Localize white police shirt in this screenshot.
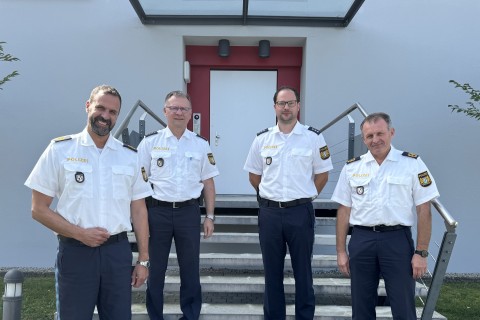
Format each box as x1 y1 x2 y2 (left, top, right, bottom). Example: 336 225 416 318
331 146 440 226
137 127 219 202
243 122 333 202
24 128 153 234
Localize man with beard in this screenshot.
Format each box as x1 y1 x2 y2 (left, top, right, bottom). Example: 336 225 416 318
244 86 333 319
25 85 152 320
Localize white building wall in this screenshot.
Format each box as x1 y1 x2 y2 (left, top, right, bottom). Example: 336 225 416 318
0 0 478 272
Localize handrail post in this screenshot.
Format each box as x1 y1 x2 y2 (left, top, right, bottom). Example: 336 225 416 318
421 231 457 319
347 114 355 160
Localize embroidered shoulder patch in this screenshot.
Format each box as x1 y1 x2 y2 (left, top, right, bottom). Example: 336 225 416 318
123 144 137 152
196 134 207 141
308 126 321 135
346 156 361 164
402 151 418 159
257 128 269 136
418 171 432 187
53 136 72 143
207 153 216 165
320 146 330 160
145 131 159 138
141 167 148 182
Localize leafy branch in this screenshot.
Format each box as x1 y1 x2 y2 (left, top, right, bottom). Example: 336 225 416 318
0 41 20 90
448 80 480 121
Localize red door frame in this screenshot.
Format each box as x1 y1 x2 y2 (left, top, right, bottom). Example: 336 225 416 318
186 45 303 141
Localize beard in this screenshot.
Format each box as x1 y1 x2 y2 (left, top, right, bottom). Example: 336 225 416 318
90 115 113 136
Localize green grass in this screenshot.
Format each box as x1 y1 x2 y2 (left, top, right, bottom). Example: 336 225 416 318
1 274 479 319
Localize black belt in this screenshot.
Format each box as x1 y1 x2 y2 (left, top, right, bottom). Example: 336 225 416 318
354 225 409 232
258 196 313 208
58 231 128 246
148 198 198 208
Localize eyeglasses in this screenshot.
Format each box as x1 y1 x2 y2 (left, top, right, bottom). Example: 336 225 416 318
275 100 297 108
165 106 192 113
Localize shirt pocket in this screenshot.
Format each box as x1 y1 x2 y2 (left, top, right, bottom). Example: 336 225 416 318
387 176 412 208
289 148 312 176
185 152 202 182
349 177 371 207
63 163 93 199
150 151 172 179
112 165 135 200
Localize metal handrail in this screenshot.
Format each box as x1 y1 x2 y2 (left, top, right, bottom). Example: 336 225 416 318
322 102 458 320
114 99 166 139
319 102 368 133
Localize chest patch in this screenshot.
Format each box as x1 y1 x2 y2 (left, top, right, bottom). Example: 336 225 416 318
75 172 85 183
356 186 364 195
157 158 164 167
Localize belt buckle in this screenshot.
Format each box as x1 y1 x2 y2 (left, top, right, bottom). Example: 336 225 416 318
372 225 380 232
173 202 178 208
278 201 285 208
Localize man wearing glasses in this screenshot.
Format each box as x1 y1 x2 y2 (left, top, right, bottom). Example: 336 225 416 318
244 86 333 319
137 90 219 320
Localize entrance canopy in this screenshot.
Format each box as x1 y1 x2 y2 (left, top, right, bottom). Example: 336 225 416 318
129 0 365 27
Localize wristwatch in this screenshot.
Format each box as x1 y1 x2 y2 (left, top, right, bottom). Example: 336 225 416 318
414 250 429 258
205 214 215 222
136 260 150 268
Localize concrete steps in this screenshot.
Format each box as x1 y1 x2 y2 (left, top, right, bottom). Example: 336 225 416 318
126 304 447 320
133 275 429 297
133 252 338 269
109 197 446 320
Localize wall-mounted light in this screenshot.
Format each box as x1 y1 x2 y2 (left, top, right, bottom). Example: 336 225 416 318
218 39 230 57
183 61 191 84
259 40 270 58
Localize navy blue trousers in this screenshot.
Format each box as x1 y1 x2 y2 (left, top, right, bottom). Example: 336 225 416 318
349 226 416 320
258 202 316 320
146 204 202 320
56 237 132 320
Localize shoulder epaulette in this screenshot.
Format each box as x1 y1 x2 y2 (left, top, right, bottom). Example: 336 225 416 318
307 126 321 135
53 136 72 143
145 131 158 138
257 128 269 136
196 134 207 141
402 151 418 159
123 144 137 153
346 156 361 164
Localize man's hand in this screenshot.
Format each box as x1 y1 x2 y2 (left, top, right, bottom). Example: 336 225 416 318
337 251 350 277
412 254 427 279
131 265 149 288
78 227 110 247
203 218 214 239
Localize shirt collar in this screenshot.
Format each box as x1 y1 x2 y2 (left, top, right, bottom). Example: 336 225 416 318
364 145 398 163
165 126 192 140
272 121 302 135
80 127 118 150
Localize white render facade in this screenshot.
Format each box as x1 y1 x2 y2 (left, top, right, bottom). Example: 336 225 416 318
0 0 478 273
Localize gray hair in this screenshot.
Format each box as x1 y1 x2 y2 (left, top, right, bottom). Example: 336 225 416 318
360 112 393 132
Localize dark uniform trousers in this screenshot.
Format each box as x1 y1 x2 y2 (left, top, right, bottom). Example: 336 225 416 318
258 202 316 320
146 204 202 320
348 226 417 320
56 234 132 320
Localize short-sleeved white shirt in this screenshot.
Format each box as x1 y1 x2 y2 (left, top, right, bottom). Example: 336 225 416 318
331 146 440 226
24 128 153 234
243 122 333 201
137 127 219 202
